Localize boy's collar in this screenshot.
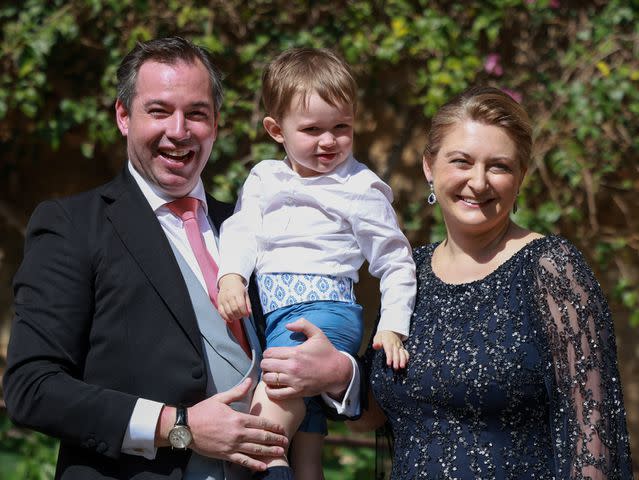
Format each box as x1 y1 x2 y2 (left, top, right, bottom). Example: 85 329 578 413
281 154 356 183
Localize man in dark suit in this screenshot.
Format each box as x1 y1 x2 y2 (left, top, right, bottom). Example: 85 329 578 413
3 37 358 480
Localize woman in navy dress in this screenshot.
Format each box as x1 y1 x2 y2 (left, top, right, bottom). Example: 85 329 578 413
360 86 633 479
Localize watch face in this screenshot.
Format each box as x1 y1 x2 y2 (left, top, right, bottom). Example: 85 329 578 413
169 425 192 449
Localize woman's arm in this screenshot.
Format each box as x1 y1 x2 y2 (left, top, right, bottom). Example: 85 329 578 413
533 238 632 479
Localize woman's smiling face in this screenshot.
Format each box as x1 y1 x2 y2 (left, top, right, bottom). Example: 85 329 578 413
423 119 526 235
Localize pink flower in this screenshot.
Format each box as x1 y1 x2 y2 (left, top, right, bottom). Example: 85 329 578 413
501 88 523 103
484 53 503 77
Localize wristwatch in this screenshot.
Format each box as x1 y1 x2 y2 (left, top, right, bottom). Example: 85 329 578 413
168 406 192 449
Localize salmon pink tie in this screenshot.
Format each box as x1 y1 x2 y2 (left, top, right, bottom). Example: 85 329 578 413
167 197 251 357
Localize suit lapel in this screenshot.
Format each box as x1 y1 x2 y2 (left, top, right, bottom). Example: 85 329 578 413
205 194 234 233
101 170 203 356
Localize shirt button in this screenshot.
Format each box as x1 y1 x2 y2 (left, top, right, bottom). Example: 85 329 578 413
192 366 203 379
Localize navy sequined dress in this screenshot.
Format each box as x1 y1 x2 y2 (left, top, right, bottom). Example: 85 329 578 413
370 236 633 479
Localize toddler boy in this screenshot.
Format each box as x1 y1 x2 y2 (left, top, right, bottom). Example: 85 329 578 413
218 47 416 480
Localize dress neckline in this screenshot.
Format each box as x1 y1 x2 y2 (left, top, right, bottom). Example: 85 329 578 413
426 236 551 288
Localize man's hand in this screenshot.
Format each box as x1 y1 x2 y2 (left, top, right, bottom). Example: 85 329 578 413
372 330 409 370
260 319 353 401
218 274 251 323
158 379 288 472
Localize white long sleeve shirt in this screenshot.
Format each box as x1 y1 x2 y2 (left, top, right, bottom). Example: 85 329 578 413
218 155 416 337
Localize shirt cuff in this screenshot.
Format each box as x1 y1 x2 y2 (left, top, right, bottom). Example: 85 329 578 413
377 311 411 339
121 398 164 459
217 271 249 288
320 352 360 417
217 266 253 286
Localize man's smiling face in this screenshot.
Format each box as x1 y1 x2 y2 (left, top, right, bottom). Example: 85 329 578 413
115 59 218 197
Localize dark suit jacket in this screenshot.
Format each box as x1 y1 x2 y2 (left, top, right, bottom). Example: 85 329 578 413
3 168 264 479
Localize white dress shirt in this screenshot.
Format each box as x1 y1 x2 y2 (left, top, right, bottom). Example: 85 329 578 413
218 155 416 337
121 162 360 459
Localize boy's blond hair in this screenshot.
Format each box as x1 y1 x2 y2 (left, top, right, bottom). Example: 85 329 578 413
262 47 357 120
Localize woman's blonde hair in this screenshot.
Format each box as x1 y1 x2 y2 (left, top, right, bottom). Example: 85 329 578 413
423 86 532 169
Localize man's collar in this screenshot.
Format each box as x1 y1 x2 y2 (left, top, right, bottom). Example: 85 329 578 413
127 162 208 214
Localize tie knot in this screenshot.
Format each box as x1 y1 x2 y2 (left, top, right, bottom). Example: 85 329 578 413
166 197 200 221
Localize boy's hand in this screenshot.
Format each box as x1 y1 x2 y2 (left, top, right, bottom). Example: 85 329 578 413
372 330 409 370
218 274 251 323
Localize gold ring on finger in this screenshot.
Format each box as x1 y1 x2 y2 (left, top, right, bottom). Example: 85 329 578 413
276 372 280 388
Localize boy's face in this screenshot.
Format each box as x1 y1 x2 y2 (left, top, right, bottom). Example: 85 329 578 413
263 92 354 177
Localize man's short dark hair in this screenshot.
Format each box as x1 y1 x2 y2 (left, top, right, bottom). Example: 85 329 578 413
116 36 223 115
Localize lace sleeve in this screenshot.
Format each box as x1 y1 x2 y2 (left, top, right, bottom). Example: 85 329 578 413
534 239 633 479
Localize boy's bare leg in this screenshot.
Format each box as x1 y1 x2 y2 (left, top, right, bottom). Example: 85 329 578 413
251 380 306 467
291 431 325 480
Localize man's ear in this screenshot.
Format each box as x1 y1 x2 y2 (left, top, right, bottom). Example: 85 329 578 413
211 111 220 141
263 116 284 143
115 99 130 136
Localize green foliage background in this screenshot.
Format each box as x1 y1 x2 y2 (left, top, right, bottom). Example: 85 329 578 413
1 0 638 478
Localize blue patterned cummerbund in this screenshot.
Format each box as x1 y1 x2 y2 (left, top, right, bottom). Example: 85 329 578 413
256 273 355 314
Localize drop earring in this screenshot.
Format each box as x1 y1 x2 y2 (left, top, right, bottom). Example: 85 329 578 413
427 181 437 205
513 194 519 214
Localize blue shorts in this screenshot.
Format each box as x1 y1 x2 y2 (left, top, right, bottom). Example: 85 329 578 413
265 301 363 434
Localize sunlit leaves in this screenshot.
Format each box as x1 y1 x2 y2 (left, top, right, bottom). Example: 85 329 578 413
0 1 637 343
